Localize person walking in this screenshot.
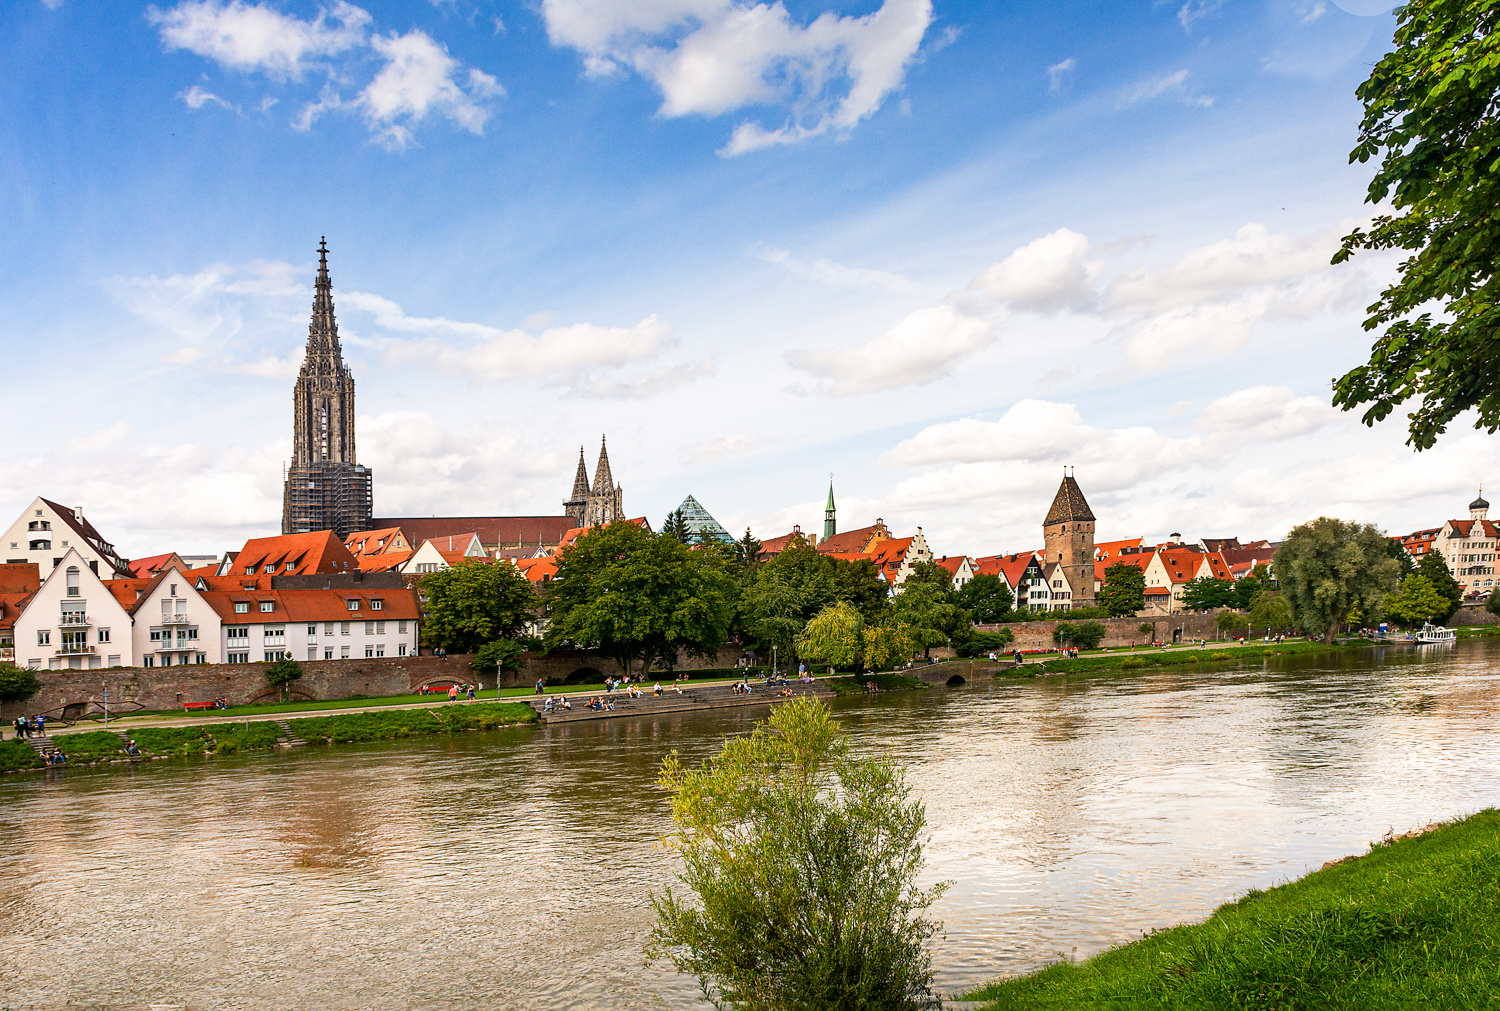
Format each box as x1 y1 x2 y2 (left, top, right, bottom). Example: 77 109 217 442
535 678 545 696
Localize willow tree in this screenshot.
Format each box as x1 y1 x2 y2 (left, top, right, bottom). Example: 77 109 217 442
1275 518 1400 642
647 698 946 1010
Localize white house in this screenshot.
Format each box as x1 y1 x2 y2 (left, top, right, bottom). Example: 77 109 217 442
197 585 421 663
401 533 487 574
127 566 223 668
14 547 134 670
1 497 131 580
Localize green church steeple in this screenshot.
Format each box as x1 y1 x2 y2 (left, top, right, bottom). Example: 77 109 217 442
823 478 837 542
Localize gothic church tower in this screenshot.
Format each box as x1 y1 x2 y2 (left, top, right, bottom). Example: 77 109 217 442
563 437 625 528
1043 469 1096 608
281 239 372 538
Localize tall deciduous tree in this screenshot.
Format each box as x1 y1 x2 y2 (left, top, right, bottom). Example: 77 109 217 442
795 601 864 669
545 521 737 678
1249 591 1294 634
1181 576 1236 611
421 559 538 654
0 662 42 703
1275 518 1401 642
890 582 964 658
1332 0 1500 448
1098 562 1147 617
1383 574 1450 626
1417 550 1465 620
648 698 946 1011
954 572 1015 624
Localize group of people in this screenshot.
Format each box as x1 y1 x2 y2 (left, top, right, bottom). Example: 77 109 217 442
11 715 45 740
416 683 476 700
540 696 573 713
40 748 66 766
211 696 229 710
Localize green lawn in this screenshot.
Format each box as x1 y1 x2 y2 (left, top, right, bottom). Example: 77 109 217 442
962 809 1500 1009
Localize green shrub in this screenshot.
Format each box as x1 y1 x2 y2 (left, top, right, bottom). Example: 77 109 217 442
1118 656 1148 669
827 672 928 696
56 730 126 763
1210 651 1234 660
0 662 42 703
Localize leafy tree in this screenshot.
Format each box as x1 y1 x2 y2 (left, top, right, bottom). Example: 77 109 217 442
1332 0 1500 448
1098 563 1147 617
1053 620 1106 649
1383 574 1450 626
738 575 806 660
1181 576 1236 611
829 557 890 626
861 624 917 671
1275 518 1400 642
1229 574 1264 609
661 508 692 543
1216 609 1245 636
648 698 947 1011
473 638 527 678
0 662 42 703
1249 592 1294 634
733 527 763 574
1488 584 1500 619
546 521 737 678
953 628 1015 657
902 560 954 594
421 559 538 654
1386 539 1417 580
890 582 965 658
795 601 864 669
954 572 1015 624
737 541 889 656
265 657 303 702
1417 550 1464 621
1138 621 1156 640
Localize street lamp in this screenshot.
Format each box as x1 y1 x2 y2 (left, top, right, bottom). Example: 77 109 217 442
102 680 109 729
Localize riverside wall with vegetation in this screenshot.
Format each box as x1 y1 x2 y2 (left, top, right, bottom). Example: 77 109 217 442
975 611 1231 651
0 701 539 773
963 809 1500 1009
1001 640 1362 678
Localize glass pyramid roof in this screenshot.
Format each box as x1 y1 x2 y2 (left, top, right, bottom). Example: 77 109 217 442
676 495 735 544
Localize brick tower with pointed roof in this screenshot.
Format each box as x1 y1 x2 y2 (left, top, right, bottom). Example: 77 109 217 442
281 239 373 539
1043 469 1096 609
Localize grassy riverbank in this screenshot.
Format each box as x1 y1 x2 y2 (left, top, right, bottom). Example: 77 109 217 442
0 702 539 772
962 809 1500 1009
1003 639 1361 677
826 671 929 696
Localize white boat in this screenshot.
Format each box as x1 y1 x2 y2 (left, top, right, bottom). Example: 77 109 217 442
1415 623 1456 645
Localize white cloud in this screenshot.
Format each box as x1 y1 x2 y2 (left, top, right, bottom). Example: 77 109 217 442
356 30 503 149
1047 56 1074 93
1195 385 1338 440
1120 68 1214 108
380 314 676 382
678 433 770 467
785 301 996 396
572 357 718 399
1178 0 1222 31
970 227 1097 312
757 245 918 292
149 0 370 79
541 0 933 155
180 84 236 110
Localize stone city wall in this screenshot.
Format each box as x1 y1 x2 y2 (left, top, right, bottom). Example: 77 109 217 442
1451 605 1497 626
975 611 1230 651
3 646 756 720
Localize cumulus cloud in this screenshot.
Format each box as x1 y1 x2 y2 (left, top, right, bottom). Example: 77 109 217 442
678 433 771 467
1194 385 1339 440
541 0 933 155
757 245 918 292
970 227 1097 312
151 0 500 148
150 0 370 79
572 357 718 399
784 301 996 396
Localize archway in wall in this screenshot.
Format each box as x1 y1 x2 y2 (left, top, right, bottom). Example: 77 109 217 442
564 667 603 685
945 674 967 686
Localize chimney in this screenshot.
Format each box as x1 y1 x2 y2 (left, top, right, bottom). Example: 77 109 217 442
73 506 84 522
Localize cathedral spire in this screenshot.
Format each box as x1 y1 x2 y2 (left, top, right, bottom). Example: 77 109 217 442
564 447 591 524
582 435 624 527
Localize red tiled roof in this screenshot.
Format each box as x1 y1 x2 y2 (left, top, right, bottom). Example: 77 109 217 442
867 536 914 578
102 578 154 610
357 550 412 573
39 497 130 576
759 528 814 557
970 553 1035 588
0 591 36 630
817 522 889 555
1448 519 1500 538
0 563 40 594
1094 537 1143 560
345 527 412 560
201 588 421 623
233 531 358 577
933 555 970 577
515 556 558 583
126 552 183 579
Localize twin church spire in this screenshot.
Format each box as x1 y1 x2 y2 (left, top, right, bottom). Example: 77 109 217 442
565 437 625 527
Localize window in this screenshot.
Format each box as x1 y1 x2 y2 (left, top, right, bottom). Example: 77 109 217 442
29 540 50 551
227 626 248 640
308 648 318 661
184 628 198 641
346 599 360 611
324 622 334 636
169 583 177 596
37 630 49 646
375 644 385 657
150 630 162 642
398 643 408 656
371 599 383 610
365 621 374 635
340 646 350 658
263 627 285 640
228 652 248 663
365 645 374 658
307 625 318 636
398 620 408 635
65 566 79 596
264 650 288 662
375 620 385 635
260 601 274 612
234 602 249 613
143 655 155 667
341 622 350 636
324 649 333 659
97 628 110 643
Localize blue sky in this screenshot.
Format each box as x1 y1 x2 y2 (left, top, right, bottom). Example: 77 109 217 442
9 0 1480 561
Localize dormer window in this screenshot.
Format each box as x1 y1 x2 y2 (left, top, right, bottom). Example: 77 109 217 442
370 599 383 610
259 601 274 612
245 567 255 575
234 602 249 613
346 599 360 611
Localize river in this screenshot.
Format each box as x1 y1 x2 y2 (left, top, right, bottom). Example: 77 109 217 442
2 640 1497 1009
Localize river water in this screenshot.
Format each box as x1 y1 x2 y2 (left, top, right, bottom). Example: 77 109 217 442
2 640 1498 1010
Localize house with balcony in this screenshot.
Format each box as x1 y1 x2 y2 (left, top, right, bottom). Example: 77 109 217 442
123 565 224 667
196 586 421 663
13 547 133 669
1 497 131 580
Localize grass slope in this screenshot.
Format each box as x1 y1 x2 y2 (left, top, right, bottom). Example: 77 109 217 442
963 810 1500 1009
826 672 929 696
288 701 538 743
1003 641 1359 677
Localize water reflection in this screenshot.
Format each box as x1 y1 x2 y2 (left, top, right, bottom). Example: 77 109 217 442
2 641 1498 1009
